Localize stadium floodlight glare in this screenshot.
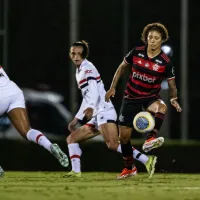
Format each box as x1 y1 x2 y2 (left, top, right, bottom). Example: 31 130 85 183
161 45 173 57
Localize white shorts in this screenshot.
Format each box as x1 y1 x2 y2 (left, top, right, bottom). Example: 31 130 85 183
0 81 25 116
85 107 117 129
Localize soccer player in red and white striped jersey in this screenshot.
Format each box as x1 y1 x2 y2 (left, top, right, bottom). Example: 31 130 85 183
105 23 182 178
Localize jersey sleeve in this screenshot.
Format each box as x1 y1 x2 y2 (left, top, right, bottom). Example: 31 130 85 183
124 48 135 65
78 67 99 110
165 61 175 80
75 98 87 120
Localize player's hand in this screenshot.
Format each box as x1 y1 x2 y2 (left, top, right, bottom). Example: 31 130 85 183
83 107 94 120
68 118 78 132
105 87 116 102
171 99 182 112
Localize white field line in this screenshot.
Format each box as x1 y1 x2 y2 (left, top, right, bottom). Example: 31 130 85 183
125 187 200 190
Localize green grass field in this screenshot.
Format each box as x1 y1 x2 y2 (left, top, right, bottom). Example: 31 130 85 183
0 172 200 200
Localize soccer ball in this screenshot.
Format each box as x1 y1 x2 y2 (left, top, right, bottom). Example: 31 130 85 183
133 111 155 133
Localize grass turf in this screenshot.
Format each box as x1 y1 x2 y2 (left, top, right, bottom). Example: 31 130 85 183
0 172 200 200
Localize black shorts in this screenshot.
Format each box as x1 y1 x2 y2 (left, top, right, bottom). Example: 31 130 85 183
118 96 161 127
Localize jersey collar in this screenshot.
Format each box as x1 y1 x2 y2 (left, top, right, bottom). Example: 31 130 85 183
79 59 88 70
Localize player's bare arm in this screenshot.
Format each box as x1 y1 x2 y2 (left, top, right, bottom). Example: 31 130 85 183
110 61 130 88
168 78 177 99
68 118 79 132
105 61 130 102
167 78 182 112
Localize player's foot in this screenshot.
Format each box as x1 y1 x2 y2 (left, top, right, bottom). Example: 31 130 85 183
63 171 82 178
145 155 157 178
0 166 4 177
142 137 164 153
117 166 137 179
50 143 69 168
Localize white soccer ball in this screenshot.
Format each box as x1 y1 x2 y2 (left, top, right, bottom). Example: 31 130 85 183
133 111 155 133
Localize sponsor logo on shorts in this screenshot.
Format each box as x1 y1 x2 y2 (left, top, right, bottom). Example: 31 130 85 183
172 66 175 75
119 114 124 122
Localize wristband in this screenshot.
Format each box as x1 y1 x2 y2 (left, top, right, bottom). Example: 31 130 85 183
170 97 178 103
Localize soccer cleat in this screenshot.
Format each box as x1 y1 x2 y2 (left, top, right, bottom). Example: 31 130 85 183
142 137 164 153
145 155 157 178
63 171 82 178
0 166 4 177
50 143 69 168
117 166 137 179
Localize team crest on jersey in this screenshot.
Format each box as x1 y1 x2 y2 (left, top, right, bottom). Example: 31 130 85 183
85 70 92 74
137 60 142 64
152 64 160 71
145 63 149 68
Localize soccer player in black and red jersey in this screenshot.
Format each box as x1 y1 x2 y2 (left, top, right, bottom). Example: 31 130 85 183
105 23 182 178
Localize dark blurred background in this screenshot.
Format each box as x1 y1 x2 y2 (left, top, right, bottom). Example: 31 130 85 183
0 0 200 172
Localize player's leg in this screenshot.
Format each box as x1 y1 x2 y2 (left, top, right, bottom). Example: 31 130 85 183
142 99 167 152
117 125 137 179
97 108 154 172
99 121 156 177
65 119 100 177
7 92 69 167
0 88 16 175
119 144 156 176
99 122 119 150
97 109 119 151
116 98 141 179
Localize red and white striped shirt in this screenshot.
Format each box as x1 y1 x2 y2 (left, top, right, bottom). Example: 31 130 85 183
75 59 114 120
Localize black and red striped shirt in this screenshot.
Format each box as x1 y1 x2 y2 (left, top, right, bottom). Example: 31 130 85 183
124 46 175 99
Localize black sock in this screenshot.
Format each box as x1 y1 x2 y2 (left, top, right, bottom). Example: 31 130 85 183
146 112 165 140
154 112 165 130
121 141 134 170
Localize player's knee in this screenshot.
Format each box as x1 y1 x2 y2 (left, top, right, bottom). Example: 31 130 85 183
66 135 72 144
106 142 118 151
66 134 75 144
158 103 167 113
119 135 129 144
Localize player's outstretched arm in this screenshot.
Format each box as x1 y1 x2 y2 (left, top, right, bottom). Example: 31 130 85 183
105 61 129 102
167 79 182 112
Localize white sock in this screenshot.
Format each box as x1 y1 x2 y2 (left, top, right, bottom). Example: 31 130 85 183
117 144 149 164
132 148 149 164
26 129 52 152
68 143 82 173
